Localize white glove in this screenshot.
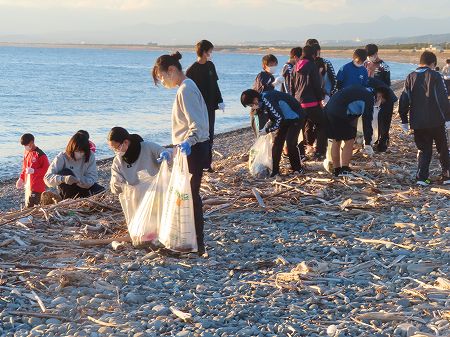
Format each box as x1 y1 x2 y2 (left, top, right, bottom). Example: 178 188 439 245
322 95 330 106
363 145 374 157
25 167 34 174
445 121 450 130
272 76 284 86
218 102 225 112
259 128 268 136
401 123 410 134
16 178 24 189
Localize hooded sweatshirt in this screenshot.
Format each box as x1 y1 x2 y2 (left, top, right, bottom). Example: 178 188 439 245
290 58 324 108
44 152 98 189
19 147 49 193
336 61 369 90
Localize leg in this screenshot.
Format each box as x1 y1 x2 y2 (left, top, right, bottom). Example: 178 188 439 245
377 101 394 151
57 168 86 199
207 108 216 169
25 192 42 208
304 118 317 147
271 123 289 175
88 183 106 196
311 106 328 156
413 128 433 181
433 125 450 177
341 139 355 167
285 120 303 172
186 141 209 253
331 140 342 169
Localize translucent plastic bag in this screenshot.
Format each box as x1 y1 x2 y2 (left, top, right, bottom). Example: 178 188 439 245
119 171 154 226
356 108 379 145
158 151 197 252
248 134 273 178
127 161 171 246
25 174 32 206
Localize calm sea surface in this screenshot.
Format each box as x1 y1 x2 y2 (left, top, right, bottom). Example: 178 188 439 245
0 46 417 181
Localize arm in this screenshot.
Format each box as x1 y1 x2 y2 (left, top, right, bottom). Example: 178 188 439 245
435 73 450 121
179 85 208 147
336 67 344 90
33 154 50 180
398 77 411 124
262 96 283 133
211 63 223 104
77 155 98 189
382 62 391 87
362 101 374 146
110 160 125 195
311 64 324 100
325 60 337 95
19 156 26 181
44 154 66 187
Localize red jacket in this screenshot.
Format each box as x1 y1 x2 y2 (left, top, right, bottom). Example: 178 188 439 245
19 147 50 193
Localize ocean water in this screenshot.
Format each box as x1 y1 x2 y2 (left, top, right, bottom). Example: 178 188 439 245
0 46 417 181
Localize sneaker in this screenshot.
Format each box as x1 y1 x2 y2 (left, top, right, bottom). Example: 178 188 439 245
313 153 325 161
374 143 388 153
416 179 431 186
339 166 353 177
441 176 450 185
293 168 305 175
300 154 308 162
333 167 341 177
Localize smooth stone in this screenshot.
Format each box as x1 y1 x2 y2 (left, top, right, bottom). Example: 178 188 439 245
125 292 142 304
46 318 61 325
50 297 67 306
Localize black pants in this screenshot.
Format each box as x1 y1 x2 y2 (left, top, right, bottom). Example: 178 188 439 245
272 120 303 175
302 106 328 155
413 126 450 180
25 192 42 208
186 141 209 251
57 168 105 200
375 101 394 150
206 107 216 169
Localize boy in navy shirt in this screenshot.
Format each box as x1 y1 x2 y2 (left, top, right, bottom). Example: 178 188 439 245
336 49 368 90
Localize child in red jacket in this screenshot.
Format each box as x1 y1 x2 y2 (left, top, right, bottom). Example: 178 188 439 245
16 133 50 208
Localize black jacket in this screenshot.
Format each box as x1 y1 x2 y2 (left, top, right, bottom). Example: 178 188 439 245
290 58 324 108
399 67 450 129
316 57 337 96
186 61 223 111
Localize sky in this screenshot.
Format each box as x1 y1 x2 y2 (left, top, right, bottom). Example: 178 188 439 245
0 0 449 43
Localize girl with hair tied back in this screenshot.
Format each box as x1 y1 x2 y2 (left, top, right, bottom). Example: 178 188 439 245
152 51 210 257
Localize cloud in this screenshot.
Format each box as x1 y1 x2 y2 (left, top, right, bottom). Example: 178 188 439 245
0 0 154 10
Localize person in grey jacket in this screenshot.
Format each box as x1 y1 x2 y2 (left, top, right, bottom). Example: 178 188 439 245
44 132 105 199
108 127 170 194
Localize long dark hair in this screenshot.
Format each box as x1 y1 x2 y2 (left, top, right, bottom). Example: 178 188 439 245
151 52 183 85
66 132 90 162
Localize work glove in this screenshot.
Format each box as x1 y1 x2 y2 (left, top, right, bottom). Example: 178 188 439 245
64 175 79 185
363 144 374 157
16 178 24 189
25 167 34 174
178 141 192 156
445 121 450 130
218 102 225 112
401 123 410 134
272 77 284 86
157 150 171 163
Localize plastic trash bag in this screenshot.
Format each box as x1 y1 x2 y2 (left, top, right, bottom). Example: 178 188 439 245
25 174 32 206
159 151 197 253
127 161 171 246
119 171 154 226
249 134 273 178
356 108 379 145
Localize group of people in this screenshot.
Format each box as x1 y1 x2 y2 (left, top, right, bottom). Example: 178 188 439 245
241 41 450 184
15 39 450 256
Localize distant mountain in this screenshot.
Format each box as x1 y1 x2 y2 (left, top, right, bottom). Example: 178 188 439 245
0 16 449 46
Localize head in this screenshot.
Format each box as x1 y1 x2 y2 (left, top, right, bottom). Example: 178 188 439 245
447 59 450 65
301 45 315 60
353 48 368 67
240 89 260 111
20 133 35 151
366 44 379 62
290 47 302 64
107 126 132 157
305 38 319 46
311 43 321 59
435 66 440 72
419 51 437 68
262 54 278 74
152 51 183 88
196 40 214 60
66 132 90 162
374 86 389 106
76 130 90 140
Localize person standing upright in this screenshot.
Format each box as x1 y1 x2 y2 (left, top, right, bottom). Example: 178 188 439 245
336 49 369 90
186 40 224 173
281 47 302 94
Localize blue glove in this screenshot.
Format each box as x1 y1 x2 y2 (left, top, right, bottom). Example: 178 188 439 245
157 150 171 163
178 141 191 156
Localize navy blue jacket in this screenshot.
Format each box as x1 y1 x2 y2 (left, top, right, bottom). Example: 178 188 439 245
258 90 306 133
290 58 324 108
336 62 368 90
325 85 375 145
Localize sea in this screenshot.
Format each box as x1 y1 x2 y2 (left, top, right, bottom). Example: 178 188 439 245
0 46 418 181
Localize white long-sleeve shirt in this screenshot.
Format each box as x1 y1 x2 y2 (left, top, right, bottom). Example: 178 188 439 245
171 78 209 146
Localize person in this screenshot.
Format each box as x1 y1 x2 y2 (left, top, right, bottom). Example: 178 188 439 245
241 89 306 177
251 54 283 136
442 59 450 94
44 132 105 199
108 127 171 194
77 130 96 153
281 47 302 94
336 49 369 90
152 51 210 256
16 133 50 208
324 85 389 177
364 44 394 152
290 45 326 160
305 39 337 101
399 51 450 186
186 40 224 172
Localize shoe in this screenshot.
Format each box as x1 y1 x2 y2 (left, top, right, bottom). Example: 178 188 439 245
313 153 325 161
374 143 388 152
333 167 341 177
300 154 308 162
293 168 305 175
416 179 431 186
339 166 353 177
204 167 215 173
441 176 450 185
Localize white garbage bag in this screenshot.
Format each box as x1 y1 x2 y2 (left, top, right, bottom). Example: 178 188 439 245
127 161 171 246
249 134 273 178
159 151 197 253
